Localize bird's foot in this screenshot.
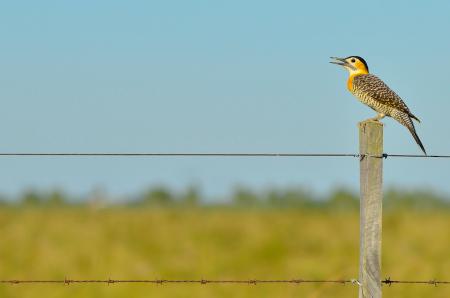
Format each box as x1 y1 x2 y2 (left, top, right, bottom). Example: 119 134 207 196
364 113 385 122
363 117 380 122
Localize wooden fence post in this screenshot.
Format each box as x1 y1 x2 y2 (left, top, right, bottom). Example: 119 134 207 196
359 120 383 298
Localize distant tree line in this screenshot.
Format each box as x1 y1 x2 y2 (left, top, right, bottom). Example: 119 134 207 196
0 185 449 210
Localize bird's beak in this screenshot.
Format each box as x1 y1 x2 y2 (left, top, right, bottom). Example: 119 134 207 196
329 57 348 67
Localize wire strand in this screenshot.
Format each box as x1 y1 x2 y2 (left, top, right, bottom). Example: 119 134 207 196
0 153 357 157
0 152 449 158
0 278 448 285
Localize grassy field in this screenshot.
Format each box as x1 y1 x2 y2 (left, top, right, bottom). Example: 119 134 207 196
0 208 449 298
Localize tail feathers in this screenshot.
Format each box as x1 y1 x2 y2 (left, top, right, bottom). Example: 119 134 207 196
395 111 426 155
408 125 427 155
409 112 421 123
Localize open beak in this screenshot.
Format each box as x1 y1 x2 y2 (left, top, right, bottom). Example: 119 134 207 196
330 57 356 70
330 57 357 70
329 57 349 67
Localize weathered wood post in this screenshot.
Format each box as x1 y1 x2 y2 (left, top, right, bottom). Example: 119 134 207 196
358 120 383 298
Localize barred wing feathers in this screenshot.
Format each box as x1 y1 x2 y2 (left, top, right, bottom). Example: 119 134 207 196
353 74 426 155
353 74 420 122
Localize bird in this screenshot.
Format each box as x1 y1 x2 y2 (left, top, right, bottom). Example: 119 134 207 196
330 56 426 155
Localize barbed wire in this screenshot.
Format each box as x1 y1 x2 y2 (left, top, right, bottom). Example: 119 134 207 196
0 152 449 158
382 278 450 286
0 278 350 285
0 278 449 286
0 152 359 157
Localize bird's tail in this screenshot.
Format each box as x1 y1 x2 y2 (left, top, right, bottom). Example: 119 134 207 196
408 124 427 155
409 112 421 123
396 112 426 155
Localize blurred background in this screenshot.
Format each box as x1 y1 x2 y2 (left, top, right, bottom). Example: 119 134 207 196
0 1 449 297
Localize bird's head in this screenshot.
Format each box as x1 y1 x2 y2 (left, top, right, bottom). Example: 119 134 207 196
330 56 369 75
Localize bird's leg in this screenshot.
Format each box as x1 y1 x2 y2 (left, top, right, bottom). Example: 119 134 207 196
366 113 385 122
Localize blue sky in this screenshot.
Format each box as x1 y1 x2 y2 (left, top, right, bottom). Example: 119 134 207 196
1 1 450 200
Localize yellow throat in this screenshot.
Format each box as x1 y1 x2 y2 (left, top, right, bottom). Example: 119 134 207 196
347 67 369 91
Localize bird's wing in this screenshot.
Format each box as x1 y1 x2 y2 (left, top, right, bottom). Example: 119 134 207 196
353 74 411 114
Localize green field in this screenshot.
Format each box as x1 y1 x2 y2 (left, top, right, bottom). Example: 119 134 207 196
0 208 449 298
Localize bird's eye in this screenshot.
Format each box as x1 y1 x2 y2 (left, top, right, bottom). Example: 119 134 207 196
351 58 356 63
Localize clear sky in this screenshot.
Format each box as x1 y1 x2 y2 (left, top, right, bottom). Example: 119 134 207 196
1 1 450 200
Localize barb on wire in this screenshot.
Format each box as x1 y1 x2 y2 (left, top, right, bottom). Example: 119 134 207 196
0 278 449 286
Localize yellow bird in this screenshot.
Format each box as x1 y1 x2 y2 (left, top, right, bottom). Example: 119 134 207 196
331 56 426 155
